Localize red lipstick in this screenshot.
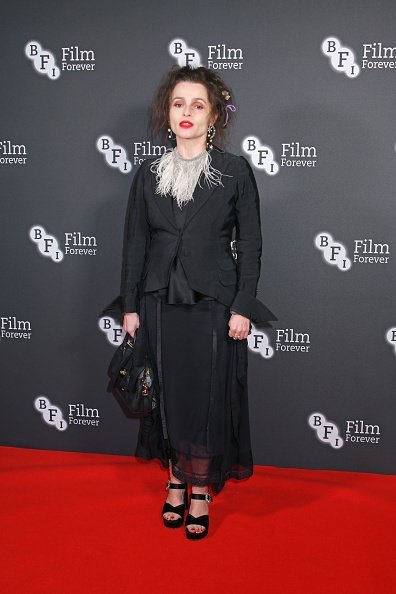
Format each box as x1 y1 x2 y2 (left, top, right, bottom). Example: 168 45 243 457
179 120 193 128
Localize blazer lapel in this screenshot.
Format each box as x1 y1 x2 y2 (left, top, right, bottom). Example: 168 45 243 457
182 182 218 230
147 171 179 231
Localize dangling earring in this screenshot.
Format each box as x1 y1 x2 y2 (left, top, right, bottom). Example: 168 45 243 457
207 124 216 150
167 127 173 139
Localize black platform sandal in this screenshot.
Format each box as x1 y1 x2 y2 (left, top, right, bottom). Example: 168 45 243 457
185 492 213 540
162 480 188 528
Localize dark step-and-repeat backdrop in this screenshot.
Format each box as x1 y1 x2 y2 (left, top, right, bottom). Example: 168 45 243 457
1 1 395 475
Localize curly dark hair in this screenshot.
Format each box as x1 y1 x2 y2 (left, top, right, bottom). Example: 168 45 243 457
150 65 236 148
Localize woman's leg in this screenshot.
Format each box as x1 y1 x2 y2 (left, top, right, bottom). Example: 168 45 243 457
186 484 210 535
163 458 210 533
162 459 186 522
170 451 212 534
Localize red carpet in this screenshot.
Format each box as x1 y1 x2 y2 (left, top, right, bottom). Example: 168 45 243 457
1 446 395 594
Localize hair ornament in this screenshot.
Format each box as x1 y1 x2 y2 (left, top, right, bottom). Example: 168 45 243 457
221 89 236 127
223 103 236 127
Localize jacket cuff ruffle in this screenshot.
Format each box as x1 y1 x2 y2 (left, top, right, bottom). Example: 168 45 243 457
99 290 140 325
230 290 278 327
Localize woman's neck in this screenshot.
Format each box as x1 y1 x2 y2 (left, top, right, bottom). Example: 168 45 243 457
175 137 207 159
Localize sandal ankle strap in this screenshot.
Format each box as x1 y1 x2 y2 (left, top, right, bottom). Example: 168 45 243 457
191 492 212 503
166 480 187 491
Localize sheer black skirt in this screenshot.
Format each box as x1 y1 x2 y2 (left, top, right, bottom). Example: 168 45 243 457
135 291 253 495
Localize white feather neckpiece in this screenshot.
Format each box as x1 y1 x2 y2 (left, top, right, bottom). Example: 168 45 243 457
150 147 228 209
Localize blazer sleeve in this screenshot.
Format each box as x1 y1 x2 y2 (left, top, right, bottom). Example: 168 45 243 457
120 159 150 315
229 156 278 326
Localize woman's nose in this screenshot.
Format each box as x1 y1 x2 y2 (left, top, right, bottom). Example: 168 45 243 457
183 106 191 116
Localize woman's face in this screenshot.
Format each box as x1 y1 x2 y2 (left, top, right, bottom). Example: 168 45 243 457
169 81 216 145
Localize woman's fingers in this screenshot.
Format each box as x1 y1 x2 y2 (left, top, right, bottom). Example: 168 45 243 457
123 313 140 337
126 324 139 337
228 315 249 340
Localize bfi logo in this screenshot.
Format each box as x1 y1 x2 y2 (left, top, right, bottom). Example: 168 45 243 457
247 325 274 359
169 38 201 67
308 412 344 449
25 40 60 79
314 232 351 271
242 136 279 175
25 40 95 79
242 137 318 174
29 225 64 262
34 396 67 431
309 412 381 448
97 135 132 174
30 226 98 261
247 326 311 358
315 232 390 270
322 37 396 75
34 397 100 430
321 36 360 78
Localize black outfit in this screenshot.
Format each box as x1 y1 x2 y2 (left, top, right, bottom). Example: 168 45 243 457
138 194 253 495
101 148 277 495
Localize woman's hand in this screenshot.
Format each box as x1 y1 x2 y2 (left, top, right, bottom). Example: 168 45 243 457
228 313 250 340
123 312 140 337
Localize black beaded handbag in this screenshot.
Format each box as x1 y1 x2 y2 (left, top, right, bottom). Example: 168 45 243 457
106 298 157 416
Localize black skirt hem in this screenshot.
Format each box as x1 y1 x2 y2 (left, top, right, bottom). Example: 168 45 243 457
134 437 253 495
171 463 254 494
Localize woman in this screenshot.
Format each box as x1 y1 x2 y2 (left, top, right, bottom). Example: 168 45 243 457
116 65 276 539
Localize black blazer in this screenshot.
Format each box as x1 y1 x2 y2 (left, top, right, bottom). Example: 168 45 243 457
103 147 277 327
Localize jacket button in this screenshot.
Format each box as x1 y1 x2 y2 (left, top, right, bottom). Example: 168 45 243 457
183 249 191 256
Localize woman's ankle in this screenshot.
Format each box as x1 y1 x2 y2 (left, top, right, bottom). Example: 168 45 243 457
191 485 210 494
168 462 184 485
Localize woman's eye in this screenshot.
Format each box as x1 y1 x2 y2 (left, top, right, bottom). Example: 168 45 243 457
172 102 204 109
